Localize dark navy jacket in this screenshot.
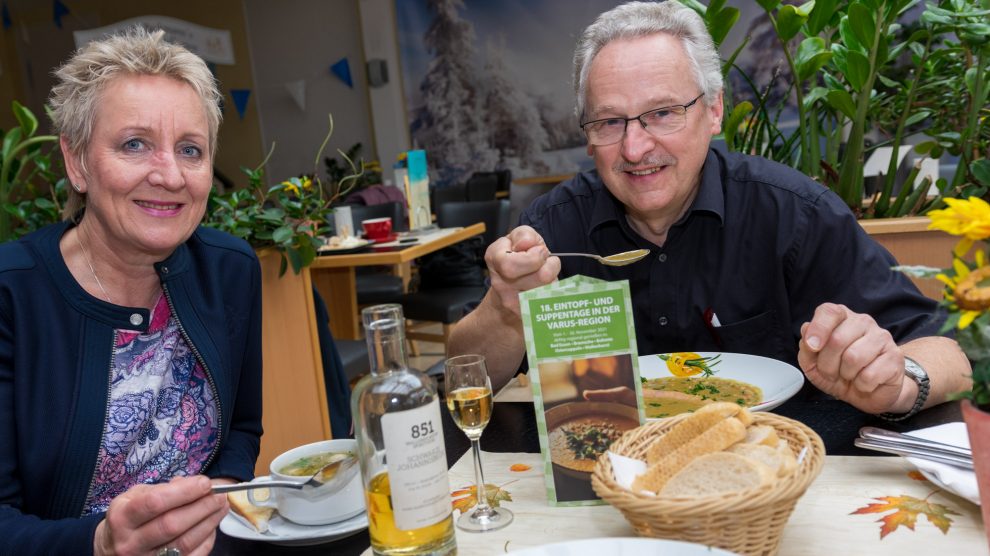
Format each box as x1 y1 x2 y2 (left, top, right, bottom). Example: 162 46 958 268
0 221 263 555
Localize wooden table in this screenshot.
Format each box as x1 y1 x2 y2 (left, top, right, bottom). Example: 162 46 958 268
311 223 486 340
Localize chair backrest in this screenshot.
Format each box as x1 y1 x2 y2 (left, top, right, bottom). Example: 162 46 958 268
494 169 512 193
437 200 508 249
465 172 498 202
430 183 467 212
346 201 407 232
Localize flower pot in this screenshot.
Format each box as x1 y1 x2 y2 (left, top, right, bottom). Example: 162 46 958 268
961 399 990 549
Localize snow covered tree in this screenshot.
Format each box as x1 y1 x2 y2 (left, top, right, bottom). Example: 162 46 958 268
417 0 497 185
483 37 549 172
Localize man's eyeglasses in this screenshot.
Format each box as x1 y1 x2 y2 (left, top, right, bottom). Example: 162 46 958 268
580 93 705 146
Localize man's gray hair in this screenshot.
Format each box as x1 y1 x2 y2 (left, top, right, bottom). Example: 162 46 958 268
573 1 723 121
49 26 222 218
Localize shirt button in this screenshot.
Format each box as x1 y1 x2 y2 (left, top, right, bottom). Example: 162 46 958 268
161 266 169 274
130 313 144 326
658 316 668 326
658 253 667 263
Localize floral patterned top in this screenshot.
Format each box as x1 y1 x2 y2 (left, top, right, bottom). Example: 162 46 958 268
83 295 219 514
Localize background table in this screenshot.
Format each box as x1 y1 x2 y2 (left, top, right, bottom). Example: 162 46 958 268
311 223 485 340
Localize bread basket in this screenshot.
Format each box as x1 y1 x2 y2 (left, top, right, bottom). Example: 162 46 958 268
591 412 825 556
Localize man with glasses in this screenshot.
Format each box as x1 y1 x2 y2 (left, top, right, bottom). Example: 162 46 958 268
449 1 970 434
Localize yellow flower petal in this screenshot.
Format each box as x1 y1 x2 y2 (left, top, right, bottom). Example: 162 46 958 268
959 310 980 329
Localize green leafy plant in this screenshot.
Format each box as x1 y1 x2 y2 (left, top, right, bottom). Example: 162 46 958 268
0 101 60 242
686 0 990 218
204 114 364 275
324 142 383 194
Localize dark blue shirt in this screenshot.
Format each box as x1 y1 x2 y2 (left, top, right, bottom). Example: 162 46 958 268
521 148 941 368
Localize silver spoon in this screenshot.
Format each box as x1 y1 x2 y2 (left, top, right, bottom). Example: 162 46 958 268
506 248 651 267
212 453 359 494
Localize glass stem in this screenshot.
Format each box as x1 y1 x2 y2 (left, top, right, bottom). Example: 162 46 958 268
470 437 492 515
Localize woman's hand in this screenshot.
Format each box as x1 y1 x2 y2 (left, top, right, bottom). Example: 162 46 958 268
93 475 229 556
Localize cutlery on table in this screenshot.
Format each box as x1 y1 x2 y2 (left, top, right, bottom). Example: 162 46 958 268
855 427 973 470
212 454 358 494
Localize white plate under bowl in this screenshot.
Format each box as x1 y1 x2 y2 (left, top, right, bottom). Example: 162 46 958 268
638 352 804 418
219 475 368 547
509 537 740 555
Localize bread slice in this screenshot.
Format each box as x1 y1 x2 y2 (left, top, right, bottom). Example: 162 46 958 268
633 416 747 493
743 425 779 448
658 451 775 498
727 443 796 477
645 402 751 464
227 490 275 533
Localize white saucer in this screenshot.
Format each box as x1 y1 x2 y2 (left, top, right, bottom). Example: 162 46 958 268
220 505 368 546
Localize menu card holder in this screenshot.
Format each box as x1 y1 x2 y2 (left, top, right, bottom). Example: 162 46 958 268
519 275 643 506
405 150 433 230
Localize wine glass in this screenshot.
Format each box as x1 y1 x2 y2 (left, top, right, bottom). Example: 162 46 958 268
444 354 513 532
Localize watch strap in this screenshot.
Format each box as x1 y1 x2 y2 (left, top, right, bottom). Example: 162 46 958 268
878 356 930 422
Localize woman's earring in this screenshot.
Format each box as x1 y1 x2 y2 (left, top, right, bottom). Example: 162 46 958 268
71 183 82 193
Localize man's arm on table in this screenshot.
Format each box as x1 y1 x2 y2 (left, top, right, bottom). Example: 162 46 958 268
447 226 561 391
799 303 971 415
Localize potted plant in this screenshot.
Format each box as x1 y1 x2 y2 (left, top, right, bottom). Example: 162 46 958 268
203 114 365 275
909 197 990 549
0 101 61 243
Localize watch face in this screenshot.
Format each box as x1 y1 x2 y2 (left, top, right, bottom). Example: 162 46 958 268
904 358 929 381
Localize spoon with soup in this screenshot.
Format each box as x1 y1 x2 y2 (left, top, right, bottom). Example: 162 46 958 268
212 452 358 494
505 248 650 267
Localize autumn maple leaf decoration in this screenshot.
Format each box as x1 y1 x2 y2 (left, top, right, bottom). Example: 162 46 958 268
851 494 960 538
451 483 514 514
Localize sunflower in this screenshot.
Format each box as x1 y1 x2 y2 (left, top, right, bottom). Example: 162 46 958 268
937 249 989 328
928 197 990 255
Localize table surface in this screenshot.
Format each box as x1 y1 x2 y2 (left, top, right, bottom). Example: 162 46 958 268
311 223 485 268
212 395 976 555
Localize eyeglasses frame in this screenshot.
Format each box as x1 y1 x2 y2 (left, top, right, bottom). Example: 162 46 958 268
579 93 706 146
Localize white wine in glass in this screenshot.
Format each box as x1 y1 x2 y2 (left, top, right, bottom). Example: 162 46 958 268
444 354 513 532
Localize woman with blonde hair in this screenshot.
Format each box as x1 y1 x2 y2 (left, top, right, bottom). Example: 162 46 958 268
0 27 262 555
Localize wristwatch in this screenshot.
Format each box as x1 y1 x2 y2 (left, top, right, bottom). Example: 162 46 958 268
879 356 930 422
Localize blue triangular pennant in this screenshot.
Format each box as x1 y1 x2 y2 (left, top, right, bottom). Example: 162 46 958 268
53 0 69 29
230 89 251 121
330 58 353 89
2 2 11 30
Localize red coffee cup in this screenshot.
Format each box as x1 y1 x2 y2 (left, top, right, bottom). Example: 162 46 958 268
361 217 392 240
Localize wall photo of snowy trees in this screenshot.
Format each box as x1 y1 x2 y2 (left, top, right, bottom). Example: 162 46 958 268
396 0 615 187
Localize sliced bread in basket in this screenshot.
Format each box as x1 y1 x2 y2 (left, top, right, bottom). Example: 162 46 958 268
658 451 776 497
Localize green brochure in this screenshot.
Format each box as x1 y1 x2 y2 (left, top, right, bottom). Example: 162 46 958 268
519 275 644 506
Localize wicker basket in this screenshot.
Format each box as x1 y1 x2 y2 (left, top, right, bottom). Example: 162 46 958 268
591 412 825 556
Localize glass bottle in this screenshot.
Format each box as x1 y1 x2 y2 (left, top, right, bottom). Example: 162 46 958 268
351 304 456 556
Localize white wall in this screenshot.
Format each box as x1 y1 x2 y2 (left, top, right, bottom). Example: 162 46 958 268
243 0 375 188
358 0 411 172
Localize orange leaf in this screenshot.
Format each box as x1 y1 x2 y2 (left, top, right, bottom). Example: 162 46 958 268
510 463 531 472
907 470 927 482
450 483 513 514
851 495 960 539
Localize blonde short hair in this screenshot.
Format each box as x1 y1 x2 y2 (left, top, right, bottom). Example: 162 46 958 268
49 26 222 218
573 1 723 121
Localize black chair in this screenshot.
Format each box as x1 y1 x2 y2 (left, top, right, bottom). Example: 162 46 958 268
400 200 509 353
335 202 408 305
465 172 499 201
437 200 510 258
494 169 512 195
430 183 468 217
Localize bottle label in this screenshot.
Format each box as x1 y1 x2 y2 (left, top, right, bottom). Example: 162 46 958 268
381 399 451 530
